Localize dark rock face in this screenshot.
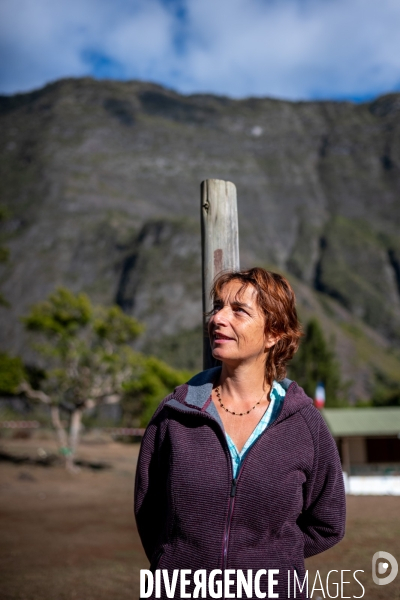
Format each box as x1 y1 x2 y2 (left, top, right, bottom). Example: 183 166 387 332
0 78 400 400
116 218 201 338
314 217 400 341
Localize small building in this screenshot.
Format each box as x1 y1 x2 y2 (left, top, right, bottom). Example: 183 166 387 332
322 407 400 495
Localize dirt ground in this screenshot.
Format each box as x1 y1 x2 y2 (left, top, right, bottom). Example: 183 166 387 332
0 433 399 600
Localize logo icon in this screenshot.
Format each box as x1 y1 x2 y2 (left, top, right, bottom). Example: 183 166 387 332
372 551 398 586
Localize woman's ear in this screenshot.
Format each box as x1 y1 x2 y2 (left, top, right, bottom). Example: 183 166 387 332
264 332 281 350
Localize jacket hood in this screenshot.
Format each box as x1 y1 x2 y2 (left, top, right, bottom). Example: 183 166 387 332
167 366 313 431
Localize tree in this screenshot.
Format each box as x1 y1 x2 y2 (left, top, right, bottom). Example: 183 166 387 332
288 318 342 407
121 356 191 427
21 287 144 471
0 352 26 394
372 370 400 407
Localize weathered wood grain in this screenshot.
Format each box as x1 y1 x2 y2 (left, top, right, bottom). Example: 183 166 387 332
201 179 240 370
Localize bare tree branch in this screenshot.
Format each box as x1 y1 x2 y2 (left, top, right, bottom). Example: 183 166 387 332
18 381 51 404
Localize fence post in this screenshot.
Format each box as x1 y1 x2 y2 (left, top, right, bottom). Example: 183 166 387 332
201 179 240 370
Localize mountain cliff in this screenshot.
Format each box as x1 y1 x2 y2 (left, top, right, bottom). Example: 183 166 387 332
1 78 400 402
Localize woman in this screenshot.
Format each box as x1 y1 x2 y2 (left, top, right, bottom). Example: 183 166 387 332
135 268 345 599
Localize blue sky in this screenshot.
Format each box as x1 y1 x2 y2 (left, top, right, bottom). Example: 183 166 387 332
1 0 400 100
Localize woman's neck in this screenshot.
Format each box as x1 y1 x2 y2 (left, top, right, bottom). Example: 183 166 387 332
218 360 270 405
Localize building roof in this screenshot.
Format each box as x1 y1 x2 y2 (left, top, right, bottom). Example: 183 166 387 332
322 407 400 437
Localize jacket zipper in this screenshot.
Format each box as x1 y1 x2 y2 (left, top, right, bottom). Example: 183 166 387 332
222 478 237 570
219 394 287 571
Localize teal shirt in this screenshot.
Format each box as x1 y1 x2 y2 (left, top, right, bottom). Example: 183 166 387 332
225 380 286 478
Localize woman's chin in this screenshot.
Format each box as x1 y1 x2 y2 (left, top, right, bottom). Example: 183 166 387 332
211 347 234 362
211 347 224 360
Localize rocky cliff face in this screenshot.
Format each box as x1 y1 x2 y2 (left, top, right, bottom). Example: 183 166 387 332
1 78 400 400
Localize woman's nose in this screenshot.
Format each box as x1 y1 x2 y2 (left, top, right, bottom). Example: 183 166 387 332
212 306 229 324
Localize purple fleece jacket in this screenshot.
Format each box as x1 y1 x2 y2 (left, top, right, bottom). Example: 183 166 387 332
134 367 346 599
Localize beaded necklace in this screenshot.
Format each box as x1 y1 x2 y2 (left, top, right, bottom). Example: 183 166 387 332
214 385 267 416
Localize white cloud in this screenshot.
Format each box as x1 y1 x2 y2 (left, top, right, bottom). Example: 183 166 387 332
0 0 400 99
178 0 400 98
102 2 175 79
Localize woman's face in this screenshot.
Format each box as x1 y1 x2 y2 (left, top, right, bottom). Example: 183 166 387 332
208 280 277 366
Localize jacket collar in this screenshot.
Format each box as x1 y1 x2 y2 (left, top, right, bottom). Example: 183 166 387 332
166 367 312 429
165 367 223 427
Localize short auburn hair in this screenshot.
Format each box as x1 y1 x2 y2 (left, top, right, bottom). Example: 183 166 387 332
210 267 303 384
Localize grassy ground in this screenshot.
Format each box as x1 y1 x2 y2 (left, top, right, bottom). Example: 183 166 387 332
0 433 399 600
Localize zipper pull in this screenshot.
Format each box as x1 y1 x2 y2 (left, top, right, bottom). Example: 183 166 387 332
230 478 237 497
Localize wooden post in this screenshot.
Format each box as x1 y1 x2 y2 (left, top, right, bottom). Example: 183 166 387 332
201 179 240 370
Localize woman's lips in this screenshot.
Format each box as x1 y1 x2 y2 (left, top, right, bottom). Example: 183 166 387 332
213 333 234 343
